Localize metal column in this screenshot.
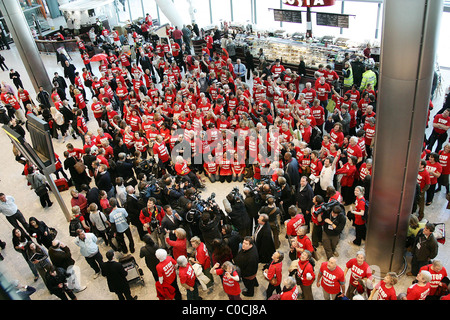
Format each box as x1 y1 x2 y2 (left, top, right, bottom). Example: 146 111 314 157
0 0 52 94
365 0 443 276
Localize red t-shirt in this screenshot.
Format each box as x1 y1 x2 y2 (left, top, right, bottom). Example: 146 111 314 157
266 261 283 287
438 150 450 175
417 169 431 192
419 265 448 296
156 256 177 284
319 262 345 295
286 214 305 237
216 269 241 296
178 264 196 288
280 286 298 300
374 280 397 300
426 161 442 185
433 114 450 134
345 258 372 285
297 259 315 286
406 283 431 300
195 242 211 271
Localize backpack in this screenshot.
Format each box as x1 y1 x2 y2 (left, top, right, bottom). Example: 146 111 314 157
362 199 369 222
69 217 83 237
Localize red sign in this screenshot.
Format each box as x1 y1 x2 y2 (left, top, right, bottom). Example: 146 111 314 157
282 0 336 7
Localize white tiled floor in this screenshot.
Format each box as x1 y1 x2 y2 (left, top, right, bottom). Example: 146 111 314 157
0 40 449 301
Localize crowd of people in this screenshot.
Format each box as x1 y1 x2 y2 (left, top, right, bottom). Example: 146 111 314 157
0 11 449 301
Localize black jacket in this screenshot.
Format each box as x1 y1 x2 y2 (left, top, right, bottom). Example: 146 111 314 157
412 229 439 262
254 223 275 264
322 211 346 237
102 260 130 293
228 200 251 232
296 184 314 214
233 245 259 278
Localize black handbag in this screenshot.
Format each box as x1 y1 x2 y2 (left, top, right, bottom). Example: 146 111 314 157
32 175 48 197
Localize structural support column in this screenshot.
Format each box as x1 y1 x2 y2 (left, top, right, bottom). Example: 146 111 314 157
0 0 52 94
365 0 443 276
154 0 189 29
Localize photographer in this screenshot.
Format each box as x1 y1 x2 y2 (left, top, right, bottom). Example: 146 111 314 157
258 196 281 249
124 185 147 241
139 197 166 249
115 152 137 187
224 189 251 239
243 187 261 228
321 204 346 260
162 175 185 208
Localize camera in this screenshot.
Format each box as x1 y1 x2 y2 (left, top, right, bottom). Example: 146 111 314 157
313 199 343 215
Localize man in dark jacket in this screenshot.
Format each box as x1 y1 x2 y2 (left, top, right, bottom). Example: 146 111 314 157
124 185 146 241
254 214 275 264
63 60 77 85
296 176 314 230
225 193 251 238
199 211 222 255
243 187 261 228
36 86 51 109
284 151 300 189
321 205 346 260
408 223 439 276
116 153 136 186
102 249 137 300
233 236 259 297
139 234 160 282
45 265 77 300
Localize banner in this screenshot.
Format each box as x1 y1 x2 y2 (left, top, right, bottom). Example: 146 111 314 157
282 0 336 7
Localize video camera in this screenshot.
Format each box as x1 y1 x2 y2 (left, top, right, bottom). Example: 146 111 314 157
313 199 344 216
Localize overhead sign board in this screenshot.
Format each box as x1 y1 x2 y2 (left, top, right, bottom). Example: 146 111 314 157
282 0 336 7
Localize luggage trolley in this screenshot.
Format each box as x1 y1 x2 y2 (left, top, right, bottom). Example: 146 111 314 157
119 254 145 286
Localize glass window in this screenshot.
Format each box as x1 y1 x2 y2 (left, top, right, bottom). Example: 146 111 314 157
190 0 211 28
437 11 450 67
211 0 232 25
232 0 252 25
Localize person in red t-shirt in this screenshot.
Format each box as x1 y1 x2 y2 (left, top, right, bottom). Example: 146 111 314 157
425 152 442 205
177 255 200 300
419 260 448 298
285 205 305 238
336 155 358 205
189 237 214 287
369 272 398 300
437 143 450 193
344 251 373 299
317 257 346 300
296 250 316 300
427 108 450 152
405 270 432 300
165 228 187 261
279 277 299 300
211 261 241 300
263 251 283 299
417 160 431 221
155 248 181 300
350 186 367 246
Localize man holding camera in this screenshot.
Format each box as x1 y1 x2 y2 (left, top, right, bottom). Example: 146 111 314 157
258 196 281 249
139 197 166 249
321 204 347 260
224 190 252 239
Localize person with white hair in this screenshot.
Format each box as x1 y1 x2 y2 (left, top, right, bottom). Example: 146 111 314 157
177 255 200 300
155 248 181 300
419 259 448 298
343 250 373 300
404 270 432 300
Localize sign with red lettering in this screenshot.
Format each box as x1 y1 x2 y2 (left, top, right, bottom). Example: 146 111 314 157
282 0 336 7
